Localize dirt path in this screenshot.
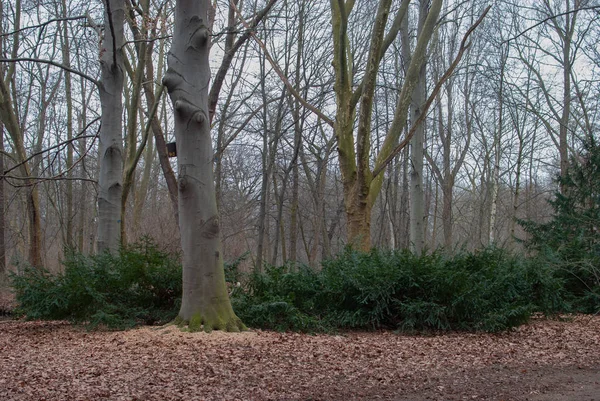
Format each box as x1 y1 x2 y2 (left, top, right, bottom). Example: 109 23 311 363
0 317 598 400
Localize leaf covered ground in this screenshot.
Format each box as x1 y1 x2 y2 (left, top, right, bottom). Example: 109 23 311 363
0 316 598 400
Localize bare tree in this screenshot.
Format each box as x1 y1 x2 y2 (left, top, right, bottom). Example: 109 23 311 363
163 0 244 331
96 0 125 253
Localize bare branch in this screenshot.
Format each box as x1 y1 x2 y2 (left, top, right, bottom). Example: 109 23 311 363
0 58 99 86
503 5 600 43
208 0 278 123
3 117 100 176
4 126 99 188
0 15 89 38
372 5 491 178
229 0 335 127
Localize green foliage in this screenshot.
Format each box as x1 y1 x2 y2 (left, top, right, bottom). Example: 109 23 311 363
231 264 326 332
520 139 600 313
11 238 182 329
231 247 565 333
9 236 579 334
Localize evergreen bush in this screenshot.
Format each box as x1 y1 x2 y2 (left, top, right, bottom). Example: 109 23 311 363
231 247 566 333
520 139 600 313
10 240 575 333
11 238 182 329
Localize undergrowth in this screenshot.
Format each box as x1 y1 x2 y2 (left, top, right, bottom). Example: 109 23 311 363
231 247 567 333
10 240 591 333
11 238 182 329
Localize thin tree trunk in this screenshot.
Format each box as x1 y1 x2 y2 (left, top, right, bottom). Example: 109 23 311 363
256 48 270 270
0 3 6 272
120 0 152 245
404 1 427 255
442 178 453 250
489 46 507 245
289 0 305 264
60 0 74 248
559 16 571 190
0 124 5 273
77 121 87 252
133 107 155 231
0 0 42 267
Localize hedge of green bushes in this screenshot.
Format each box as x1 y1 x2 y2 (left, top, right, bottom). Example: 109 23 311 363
232 247 568 333
11 239 182 329
11 239 593 333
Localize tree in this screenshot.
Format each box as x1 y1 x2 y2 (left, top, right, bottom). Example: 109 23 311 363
520 138 600 311
0 0 43 266
163 0 244 331
96 0 125 253
331 0 442 250
514 0 594 191
403 0 428 254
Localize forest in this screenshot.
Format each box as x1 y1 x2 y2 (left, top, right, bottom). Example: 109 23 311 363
1 0 600 399
0 0 595 267
0 0 599 321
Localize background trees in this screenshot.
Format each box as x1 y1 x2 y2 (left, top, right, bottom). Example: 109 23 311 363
0 0 598 271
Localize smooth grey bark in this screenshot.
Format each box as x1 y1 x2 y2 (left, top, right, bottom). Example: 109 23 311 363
97 0 125 253
163 0 244 331
402 1 427 255
60 0 74 248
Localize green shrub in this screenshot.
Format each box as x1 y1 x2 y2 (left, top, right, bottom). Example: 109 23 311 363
10 237 572 334
11 238 182 329
231 264 326 332
231 247 566 333
520 139 600 313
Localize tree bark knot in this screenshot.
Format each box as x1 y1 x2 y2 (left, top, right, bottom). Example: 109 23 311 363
175 99 206 124
201 215 220 238
189 16 209 49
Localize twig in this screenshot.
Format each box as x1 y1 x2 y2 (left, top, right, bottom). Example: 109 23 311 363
229 0 335 127
503 6 600 43
372 5 491 178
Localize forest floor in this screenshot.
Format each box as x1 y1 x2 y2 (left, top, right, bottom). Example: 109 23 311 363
0 291 598 401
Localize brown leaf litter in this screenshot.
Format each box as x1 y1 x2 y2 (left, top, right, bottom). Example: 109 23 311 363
0 316 598 400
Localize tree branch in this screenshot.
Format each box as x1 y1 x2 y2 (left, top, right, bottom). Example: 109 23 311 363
0 15 89 38
503 5 600 43
230 0 334 127
372 5 491 179
3 117 100 176
0 58 99 86
208 0 278 123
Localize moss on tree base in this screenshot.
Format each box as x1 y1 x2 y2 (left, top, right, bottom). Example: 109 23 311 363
173 311 247 333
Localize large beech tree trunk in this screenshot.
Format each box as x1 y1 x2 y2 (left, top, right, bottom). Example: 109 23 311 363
164 0 244 332
97 0 125 253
